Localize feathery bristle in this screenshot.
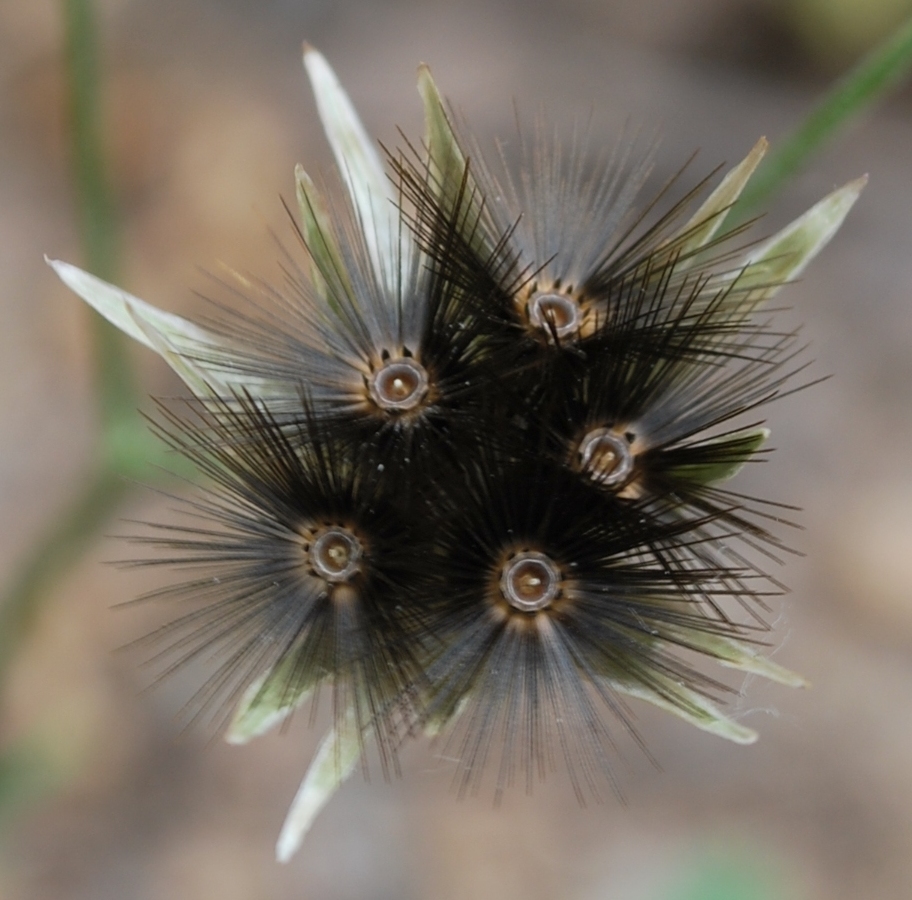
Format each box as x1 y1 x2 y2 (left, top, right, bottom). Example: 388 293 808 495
122 394 435 765
390 127 761 366
416 439 764 801
386 109 818 563
177 187 522 483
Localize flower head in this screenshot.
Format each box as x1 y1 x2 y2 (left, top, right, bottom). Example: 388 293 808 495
48 47 863 862
417 438 766 803
129 394 432 764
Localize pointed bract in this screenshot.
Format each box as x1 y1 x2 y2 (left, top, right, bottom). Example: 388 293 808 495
276 705 362 863
667 629 808 688
49 257 209 360
614 677 758 744
734 176 868 301
664 427 771 486
226 667 317 745
418 64 467 194
303 46 411 293
675 137 768 261
294 164 351 300
47 257 279 399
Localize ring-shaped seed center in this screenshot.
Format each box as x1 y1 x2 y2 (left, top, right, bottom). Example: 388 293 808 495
500 551 561 612
310 527 362 583
578 428 634 487
368 358 429 411
528 292 581 339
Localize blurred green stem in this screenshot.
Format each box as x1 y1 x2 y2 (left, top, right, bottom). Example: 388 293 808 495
0 0 141 683
0 473 127 681
736 12 912 215
63 0 139 424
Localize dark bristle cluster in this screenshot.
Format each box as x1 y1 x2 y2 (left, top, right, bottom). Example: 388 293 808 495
419 447 747 800
129 90 818 805
125 395 436 767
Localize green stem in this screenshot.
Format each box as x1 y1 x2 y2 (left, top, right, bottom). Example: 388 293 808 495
62 0 139 427
737 13 912 214
0 472 127 684
0 738 58 827
0 0 145 686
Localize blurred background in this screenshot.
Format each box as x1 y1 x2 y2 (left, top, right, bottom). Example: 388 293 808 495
2 0 912 897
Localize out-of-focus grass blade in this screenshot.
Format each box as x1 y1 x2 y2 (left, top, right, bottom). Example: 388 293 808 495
659 856 777 900
736 13 912 215
0 740 60 826
0 472 127 683
63 0 140 429
0 0 150 686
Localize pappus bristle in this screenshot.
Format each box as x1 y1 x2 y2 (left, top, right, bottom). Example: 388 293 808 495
180 183 514 483
415 439 767 802
538 297 811 551
122 393 435 766
389 114 809 577
390 121 762 382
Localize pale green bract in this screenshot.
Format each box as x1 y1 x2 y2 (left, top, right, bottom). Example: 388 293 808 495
666 427 771 486
276 703 362 864
48 46 862 862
